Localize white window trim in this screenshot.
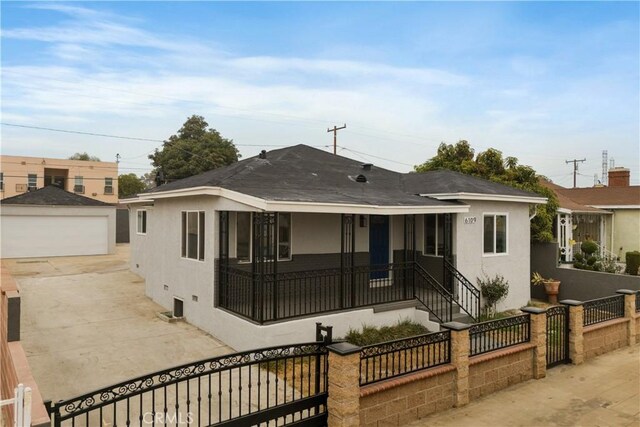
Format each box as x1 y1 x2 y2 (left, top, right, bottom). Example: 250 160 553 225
482 212 509 257
136 209 147 235
235 212 293 263
182 210 205 262
423 214 444 257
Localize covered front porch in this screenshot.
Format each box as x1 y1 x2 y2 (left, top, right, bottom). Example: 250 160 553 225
216 211 479 324
556 211 614 262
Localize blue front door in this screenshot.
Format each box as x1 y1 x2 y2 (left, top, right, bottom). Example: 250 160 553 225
369 215 390 279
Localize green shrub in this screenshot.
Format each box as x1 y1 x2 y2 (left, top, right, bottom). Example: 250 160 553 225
587 256 597 266
581 240 598 256
477 274 509 316
574 253 585 262
626 251 640 275
343 319 429 346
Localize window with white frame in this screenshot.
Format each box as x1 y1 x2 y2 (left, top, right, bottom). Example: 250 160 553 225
182 211 205 261
0 172 4 191
28 174 37 190
235 212 292 261
137 210 147 234
424 214 445 256
74 176 84 193
104 177 114 194
483 214 507 255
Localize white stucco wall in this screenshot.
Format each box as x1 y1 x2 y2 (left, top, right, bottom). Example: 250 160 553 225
1 205 115 258
453 200 532 312
127 198 439 350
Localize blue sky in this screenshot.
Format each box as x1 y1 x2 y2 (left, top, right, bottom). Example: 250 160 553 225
2 1 639 186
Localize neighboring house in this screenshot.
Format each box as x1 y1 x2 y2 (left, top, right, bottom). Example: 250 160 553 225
0 155 118 204
540 178 612 262
542 167 640 261
123 145 546 350
0 185 116 258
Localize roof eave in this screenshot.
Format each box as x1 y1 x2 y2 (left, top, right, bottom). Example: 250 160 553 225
420 192 548 204
124 186 470 214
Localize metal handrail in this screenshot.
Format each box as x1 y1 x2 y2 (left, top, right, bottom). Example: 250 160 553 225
444 259 480 320
413 263 454 323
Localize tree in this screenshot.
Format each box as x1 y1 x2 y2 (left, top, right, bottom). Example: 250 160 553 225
69 152 101 161
415 140 559 242
149 115 239 181
119 173 146 198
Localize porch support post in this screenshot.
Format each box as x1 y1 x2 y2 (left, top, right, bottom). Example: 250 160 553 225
443 213 453 293
272 213 279 321
252 213 260 322
350 214 356 308
217 211 229 308
340 214 345 310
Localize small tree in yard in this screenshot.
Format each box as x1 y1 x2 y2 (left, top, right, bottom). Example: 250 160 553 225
118 173 146 198
477 274 509 318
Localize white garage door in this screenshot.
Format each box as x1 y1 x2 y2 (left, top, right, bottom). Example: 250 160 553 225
1 215 109 258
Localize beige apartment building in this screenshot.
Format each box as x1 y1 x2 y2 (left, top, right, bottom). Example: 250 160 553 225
0 155 118 203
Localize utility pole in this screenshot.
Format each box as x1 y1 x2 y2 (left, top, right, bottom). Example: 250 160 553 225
566 158 586 188
116 153 121 164
327 124 346 155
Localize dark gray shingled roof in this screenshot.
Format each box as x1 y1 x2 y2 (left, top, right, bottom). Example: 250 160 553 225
146 145 540 204
402 169 540 198
147 144 459 207
1 185 114 206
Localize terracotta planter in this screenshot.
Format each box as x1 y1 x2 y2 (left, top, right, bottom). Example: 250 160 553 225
543 280 561 304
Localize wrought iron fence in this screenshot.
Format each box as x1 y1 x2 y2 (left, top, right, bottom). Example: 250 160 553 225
469 314 531 356
359 331 451 386
49 342 329 427
583 294 625 326
219 263 415 323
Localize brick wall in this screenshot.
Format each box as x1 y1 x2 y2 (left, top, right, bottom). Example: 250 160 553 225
359 365 455 427
583 318 629 360
469 344 535 401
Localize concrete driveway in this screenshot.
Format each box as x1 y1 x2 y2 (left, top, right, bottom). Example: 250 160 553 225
6 244 233 402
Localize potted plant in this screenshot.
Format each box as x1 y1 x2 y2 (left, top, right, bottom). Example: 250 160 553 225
531 272 561 304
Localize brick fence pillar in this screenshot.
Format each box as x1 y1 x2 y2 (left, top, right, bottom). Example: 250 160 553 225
521 307 547 379
326 342 361 427
441 322 470 407
561 300 584 365
616 290 637 345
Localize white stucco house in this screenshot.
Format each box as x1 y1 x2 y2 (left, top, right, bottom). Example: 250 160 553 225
1 185 116 258
124 145 546 350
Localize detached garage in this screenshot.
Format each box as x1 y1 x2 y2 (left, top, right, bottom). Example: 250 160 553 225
1 186 116 258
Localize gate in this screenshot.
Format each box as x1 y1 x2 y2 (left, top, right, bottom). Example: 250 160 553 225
546 305 570 367
48 325 332 427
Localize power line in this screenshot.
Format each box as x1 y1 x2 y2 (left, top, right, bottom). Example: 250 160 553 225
565 158 586 188
337 146 414 167
328 124 346 155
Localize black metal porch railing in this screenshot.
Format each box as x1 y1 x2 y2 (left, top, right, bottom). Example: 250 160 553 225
469 314 531 356
219 262 415 323
583 294 625 326
359 330 451 386
444 259 480 320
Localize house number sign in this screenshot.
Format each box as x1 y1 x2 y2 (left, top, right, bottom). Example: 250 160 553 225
464 216 477 224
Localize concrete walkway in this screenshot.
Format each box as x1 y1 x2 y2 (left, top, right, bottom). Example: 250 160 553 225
6 245 233 402
409 344 640 427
